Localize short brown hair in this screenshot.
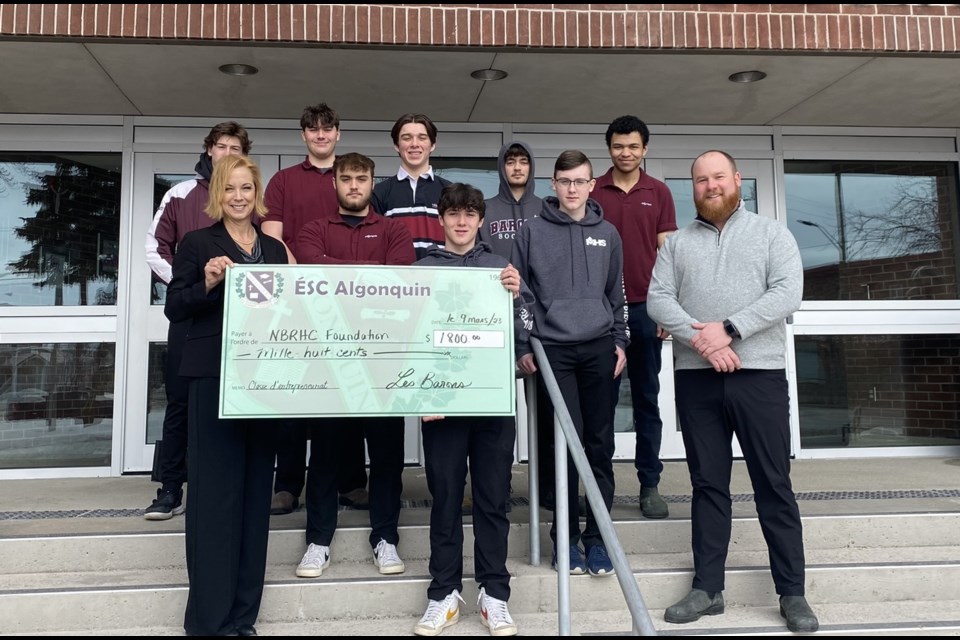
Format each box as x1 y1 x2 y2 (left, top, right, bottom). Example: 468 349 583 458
205 155 267 220
438 183 486 220
333 152 375 177
301 103 340 130
554 150 592 178
691 149 738 177
390 113 438 145
203 121 251 155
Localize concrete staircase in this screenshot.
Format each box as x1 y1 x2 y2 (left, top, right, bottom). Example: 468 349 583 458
2 462 960 635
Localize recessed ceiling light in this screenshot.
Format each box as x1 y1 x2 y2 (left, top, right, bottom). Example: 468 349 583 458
219 63 259 77
471 68 508 81
728 70 766 83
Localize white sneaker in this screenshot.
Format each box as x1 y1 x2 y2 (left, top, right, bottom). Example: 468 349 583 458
373 539 406 575
296 543 330 578
478 588 517 636
413 590 465 636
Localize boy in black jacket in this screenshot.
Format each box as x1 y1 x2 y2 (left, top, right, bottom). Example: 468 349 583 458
412 184 533 637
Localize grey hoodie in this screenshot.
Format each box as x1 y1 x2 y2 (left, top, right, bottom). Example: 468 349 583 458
480 141 542 260
511 197 627 357
415 242 535 359
647 202 803 370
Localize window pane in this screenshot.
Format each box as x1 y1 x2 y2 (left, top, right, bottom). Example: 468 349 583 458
614 369 635 433
665 178 758 229
796 334 960 449
0 153 121 306
433 158 499 198
150 173 194 306
146 342 168 444
0 342 115 468
785 161 959 301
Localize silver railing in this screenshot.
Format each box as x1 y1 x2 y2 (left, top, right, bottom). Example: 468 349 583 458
525 336 657 636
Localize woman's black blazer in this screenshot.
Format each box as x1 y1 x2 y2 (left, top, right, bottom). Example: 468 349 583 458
165 220 288 378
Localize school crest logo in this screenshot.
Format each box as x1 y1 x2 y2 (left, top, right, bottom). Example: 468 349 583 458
235 271 283 308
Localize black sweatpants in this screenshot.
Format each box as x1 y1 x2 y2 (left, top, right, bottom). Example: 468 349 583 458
422 415 515 602
675 368 806 596
273 419 368 497
157 320 189 491
183 378 275 636
304 417 405 549
541 335 616 549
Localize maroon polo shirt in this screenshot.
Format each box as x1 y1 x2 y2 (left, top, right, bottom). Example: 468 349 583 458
263 157 339 257
295 209 416 266
592 167 678 303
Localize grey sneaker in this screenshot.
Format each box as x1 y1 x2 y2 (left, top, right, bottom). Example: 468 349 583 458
144 488 184 521
664 589 724 623
640 486 669 519
780 595 819 632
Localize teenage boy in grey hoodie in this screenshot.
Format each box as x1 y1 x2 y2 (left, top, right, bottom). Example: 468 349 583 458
412 183 533 637
511 151 628 578
647 150 817 633
480 141 541 260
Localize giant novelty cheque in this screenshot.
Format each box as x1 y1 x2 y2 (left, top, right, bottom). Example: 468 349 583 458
219 264 516 418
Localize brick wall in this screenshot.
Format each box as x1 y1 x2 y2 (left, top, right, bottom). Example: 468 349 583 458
798 334 960 445
846 335 960 441
804 234 958 301
2 4 960 53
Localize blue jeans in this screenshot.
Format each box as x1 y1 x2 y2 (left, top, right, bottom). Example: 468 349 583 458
614 302 664 488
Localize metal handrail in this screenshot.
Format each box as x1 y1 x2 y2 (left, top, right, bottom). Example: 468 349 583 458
526 336 657 636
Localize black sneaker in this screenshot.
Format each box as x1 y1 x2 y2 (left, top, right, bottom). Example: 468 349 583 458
144 488 184 521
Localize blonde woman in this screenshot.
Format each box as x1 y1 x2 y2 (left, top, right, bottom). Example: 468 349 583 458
165 155 287 636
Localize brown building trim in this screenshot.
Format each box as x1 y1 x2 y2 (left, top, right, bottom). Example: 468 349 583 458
2 4 959 53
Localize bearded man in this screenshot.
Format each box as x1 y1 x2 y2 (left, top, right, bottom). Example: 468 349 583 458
646 150 819 634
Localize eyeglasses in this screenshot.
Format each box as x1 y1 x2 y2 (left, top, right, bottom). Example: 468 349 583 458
554 178 593 188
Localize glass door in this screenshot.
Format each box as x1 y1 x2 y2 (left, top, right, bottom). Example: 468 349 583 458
121 153 276 472
122 153 203 472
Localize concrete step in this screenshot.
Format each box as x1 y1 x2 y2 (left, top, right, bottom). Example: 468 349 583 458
2 545 959 591
11 599 960 636
3 512 958 574
3 459 959 636
2 555 959 633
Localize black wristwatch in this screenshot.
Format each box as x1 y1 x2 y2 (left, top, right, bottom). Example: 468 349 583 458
723 319 741 340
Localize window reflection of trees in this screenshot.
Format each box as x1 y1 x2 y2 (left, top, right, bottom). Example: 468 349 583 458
0 155 121 306
843 175 942 261
787 161 958 301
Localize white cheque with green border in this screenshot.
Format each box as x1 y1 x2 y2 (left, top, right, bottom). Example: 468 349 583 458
219 264 516 418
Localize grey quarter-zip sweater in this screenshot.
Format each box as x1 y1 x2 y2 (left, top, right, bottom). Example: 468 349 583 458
647 202 803 370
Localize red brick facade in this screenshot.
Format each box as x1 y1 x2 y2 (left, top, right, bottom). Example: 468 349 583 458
2 4 960 52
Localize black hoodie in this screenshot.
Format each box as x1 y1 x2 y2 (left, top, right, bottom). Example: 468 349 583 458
193 151 214 181
480 141 542 260
416 242 534 359
510 197 627 356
